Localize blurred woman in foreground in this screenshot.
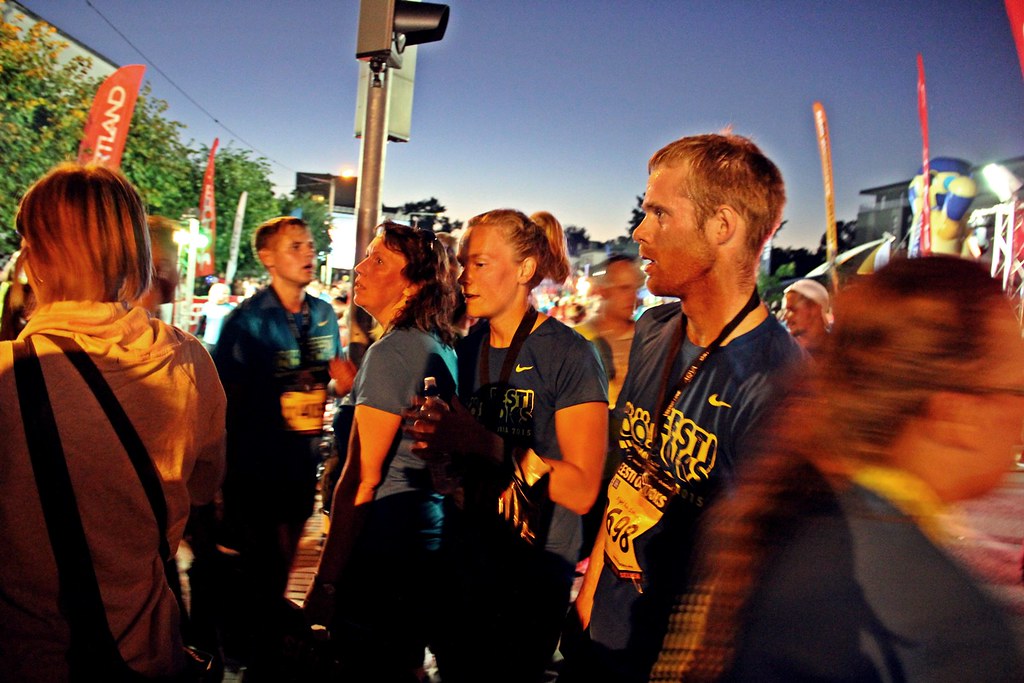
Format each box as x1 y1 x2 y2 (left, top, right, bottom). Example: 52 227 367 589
652 256 1024 682
0 163 226 679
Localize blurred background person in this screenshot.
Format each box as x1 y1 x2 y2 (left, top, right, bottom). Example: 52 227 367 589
412 209 608 683
575 254 645 409
0 163 225 680
136 215 180 323
196 281 235 352
0 250 32 341
781 278 831 356
574 253 645 569
437 231 474 338
653 256 1024 682
212 216 348 678
306 222 459 682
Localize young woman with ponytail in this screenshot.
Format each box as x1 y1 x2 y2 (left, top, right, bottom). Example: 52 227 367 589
412 208 608 682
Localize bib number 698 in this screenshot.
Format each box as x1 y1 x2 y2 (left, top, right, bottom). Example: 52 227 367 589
605 507 639 554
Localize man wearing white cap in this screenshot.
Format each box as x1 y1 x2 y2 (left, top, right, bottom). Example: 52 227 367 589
782 278 832 356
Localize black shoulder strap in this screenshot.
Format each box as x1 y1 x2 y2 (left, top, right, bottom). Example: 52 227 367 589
13 338 132 679
40 334 171 560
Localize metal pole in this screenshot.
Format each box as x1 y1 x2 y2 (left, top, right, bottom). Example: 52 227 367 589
354 60 390 265
176 217 200 331
184 217 199 330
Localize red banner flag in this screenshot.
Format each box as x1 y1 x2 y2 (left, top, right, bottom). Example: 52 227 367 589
1007 0 1024 80
812 101 839 291
916 53 932 257
196 139 219 278
77 65 146 168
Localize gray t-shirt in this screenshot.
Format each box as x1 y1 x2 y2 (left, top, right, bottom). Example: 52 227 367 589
354 326 457 505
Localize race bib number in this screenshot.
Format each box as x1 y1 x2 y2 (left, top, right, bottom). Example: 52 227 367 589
603 454 674 581
280 387 327 433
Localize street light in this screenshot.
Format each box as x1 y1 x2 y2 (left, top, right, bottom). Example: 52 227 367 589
172 217 207 331
982 164 1023 203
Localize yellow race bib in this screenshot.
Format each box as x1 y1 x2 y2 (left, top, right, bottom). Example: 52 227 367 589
603 454 675 582
280 387 327 433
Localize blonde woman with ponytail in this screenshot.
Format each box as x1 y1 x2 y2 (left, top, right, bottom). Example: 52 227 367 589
412 208 608 682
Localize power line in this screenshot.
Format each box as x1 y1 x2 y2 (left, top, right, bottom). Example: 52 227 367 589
81 0 295 173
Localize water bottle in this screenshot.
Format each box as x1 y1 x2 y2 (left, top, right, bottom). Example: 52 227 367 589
420 377 456 494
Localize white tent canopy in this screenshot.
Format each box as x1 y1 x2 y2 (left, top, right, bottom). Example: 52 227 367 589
805 235 896 278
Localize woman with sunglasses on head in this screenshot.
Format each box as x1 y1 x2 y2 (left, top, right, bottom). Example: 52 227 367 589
305 221 459 682
0 163 225 680
412 209 608 683
652 256 1024 682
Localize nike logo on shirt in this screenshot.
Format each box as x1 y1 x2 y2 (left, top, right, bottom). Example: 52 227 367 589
708 394 732 408
515 364 534 373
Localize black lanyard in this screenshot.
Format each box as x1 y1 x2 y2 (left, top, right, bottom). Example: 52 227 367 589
271 288 313 364
478 306 539 388
655 288 761 431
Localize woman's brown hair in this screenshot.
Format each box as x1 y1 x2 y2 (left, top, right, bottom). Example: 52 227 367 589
378 221 460 345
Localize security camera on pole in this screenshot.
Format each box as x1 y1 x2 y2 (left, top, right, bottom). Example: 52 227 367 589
353 0 449 264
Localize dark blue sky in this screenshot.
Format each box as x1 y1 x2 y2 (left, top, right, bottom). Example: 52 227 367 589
20 0 1024 249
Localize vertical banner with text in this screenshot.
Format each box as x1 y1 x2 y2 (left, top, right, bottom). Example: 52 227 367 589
225 191 248 285
916 54 932 257
197 138 219 278
77 65 146 168
812 101 839 291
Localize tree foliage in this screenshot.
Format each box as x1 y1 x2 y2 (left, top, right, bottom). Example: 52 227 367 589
278 192 331 268
202 145 280 279
399 197 447 232
121 84 197 220
757 261 797 308
627 194 645 235
0 8 95 251
564 225 590 256
768 246 820 279
0 4 209 255
0 6 287 284
818 219 857 256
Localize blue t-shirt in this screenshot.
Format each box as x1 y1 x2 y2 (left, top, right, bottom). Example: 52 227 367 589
353 327 457 502
213 286 341 480
456 316 608 564
587 302 802 681
350 326 456 557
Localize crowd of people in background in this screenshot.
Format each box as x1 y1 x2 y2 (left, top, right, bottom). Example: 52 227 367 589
1 131 1022 683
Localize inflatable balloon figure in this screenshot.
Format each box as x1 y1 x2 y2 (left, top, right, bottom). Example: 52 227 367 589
908 157 977 256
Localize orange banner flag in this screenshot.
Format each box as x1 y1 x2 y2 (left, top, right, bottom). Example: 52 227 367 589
196 139 219 278
812 101 839 291
77 65 146 168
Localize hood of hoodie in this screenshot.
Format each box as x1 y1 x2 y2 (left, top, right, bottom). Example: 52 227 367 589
18 301 186 380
